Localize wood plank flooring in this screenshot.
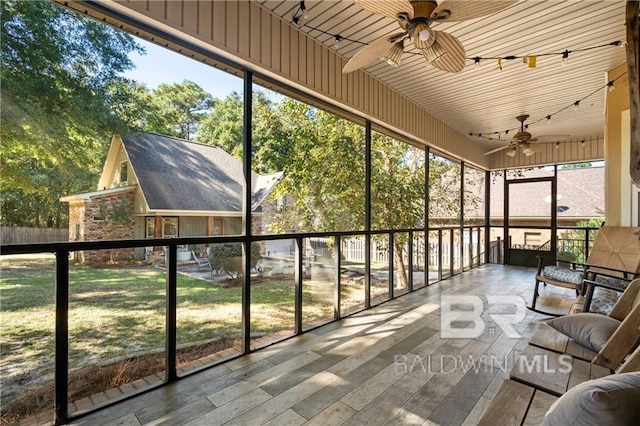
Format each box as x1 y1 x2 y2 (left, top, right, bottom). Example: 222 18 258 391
68 264 577 426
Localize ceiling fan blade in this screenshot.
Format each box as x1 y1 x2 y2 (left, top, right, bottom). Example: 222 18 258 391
432 1 516 22
422 31 465 73
534 134 572 142
342 32 406 73
484 144 515 156
354 0 414 20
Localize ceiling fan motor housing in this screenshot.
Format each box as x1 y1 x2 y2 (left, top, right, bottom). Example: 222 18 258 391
513 114 531 141
513 131 532 141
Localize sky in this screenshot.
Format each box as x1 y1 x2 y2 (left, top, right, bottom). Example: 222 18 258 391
123 38 244 99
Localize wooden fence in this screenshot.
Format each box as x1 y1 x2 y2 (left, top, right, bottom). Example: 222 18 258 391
1 226 68 244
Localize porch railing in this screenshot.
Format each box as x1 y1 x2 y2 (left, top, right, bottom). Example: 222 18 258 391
0 225 485 425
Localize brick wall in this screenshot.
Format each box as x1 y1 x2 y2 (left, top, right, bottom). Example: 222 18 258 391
261 195 300 234
81 190 136 264
251 212 263 235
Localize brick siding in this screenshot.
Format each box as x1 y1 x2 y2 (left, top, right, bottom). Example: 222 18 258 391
77 190 136 264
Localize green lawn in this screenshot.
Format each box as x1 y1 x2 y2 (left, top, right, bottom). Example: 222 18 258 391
0 254 382 423
0 255 354 387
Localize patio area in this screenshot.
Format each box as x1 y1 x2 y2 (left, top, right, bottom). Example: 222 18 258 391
66 264 577 426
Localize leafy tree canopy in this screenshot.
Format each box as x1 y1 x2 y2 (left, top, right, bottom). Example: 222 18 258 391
1 0 143 226
148 80 214 140
198 90 290 173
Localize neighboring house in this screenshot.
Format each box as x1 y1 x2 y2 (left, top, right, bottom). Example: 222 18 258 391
489 166 605 248
61 132 282 264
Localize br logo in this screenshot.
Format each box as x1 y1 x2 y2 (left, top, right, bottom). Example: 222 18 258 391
440 295 526 339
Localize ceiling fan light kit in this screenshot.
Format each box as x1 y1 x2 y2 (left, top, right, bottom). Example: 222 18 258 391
343 0 517 74
473 73 627 149
483 114 561 157
422 40 447 63
380 40 405 67
521 143 535 156
409 20 434 49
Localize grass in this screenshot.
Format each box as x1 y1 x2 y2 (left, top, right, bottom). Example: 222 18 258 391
0 253 367 420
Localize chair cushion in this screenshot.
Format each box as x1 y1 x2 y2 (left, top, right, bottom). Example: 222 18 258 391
545 313 620 352
594 274 630 290
542 372 640 426
589 287 621 316
587 276 629 315
541 266 584 285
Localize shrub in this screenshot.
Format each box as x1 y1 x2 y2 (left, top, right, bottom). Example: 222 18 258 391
208 242 261 278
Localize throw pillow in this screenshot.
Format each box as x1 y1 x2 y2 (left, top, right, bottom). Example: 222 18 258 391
545 313 620 352
543 372 640 426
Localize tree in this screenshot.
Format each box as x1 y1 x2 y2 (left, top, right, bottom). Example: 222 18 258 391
198 91 244 156
0 0 143 227
107 78 158 132
371 135 426 286
198 90 291 173
268 99 366 233
147 80 214 140
428 155 461 225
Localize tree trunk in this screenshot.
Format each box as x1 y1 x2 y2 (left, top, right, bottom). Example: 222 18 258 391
394 241 408 289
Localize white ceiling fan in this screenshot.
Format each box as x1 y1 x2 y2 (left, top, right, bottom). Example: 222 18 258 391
343 0 517 74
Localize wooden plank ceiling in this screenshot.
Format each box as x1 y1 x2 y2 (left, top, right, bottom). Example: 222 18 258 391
258 0 628 154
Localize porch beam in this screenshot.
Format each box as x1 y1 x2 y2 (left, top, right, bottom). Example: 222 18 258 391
365 121 372 308
294 237 303 334
165 245 178 382
241 70 253 354
484 170 491 264
54 250 69 425
425 148 430 283
627 1 640 185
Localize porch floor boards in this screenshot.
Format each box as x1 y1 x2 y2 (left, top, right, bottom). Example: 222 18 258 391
69 264 575 426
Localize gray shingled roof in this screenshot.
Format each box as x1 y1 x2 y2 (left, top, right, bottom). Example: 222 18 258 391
122 132 282 212
489 167 604 218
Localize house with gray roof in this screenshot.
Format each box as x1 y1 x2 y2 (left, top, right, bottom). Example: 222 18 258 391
487 166 605 258
61 132 282 263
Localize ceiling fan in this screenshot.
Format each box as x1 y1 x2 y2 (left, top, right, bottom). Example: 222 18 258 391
342 0 516 74
483 114 548 157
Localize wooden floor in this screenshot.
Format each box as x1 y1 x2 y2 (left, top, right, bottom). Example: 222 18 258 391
69 264 577 426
